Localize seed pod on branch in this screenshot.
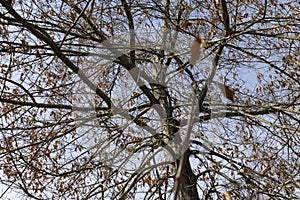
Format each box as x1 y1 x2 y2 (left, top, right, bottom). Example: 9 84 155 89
190 36 204 66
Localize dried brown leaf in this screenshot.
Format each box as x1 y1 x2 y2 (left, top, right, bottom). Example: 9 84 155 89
181 21 193 28
215 82 235 102
190 36 204 66
221 191 232 200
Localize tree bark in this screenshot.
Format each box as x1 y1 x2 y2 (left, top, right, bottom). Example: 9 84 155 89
176 150 199 200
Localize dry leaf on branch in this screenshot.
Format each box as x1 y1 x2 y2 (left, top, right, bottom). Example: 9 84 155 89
181 21 193 29
220 191 232 200
190 36 204 66
215 82 235 102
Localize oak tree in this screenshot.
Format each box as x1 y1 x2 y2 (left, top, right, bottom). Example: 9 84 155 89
0 0 299 199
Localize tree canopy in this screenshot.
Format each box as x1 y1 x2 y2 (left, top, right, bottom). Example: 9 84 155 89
0 0 299 199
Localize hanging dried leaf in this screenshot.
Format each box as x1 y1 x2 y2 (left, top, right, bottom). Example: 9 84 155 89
215 82 235 102
190 36 204 66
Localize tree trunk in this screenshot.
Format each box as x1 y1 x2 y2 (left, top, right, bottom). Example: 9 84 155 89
176 150 199 200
